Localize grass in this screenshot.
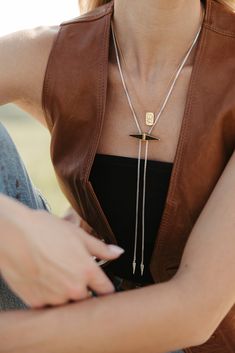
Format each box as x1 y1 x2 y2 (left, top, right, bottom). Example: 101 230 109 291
0 104 69 216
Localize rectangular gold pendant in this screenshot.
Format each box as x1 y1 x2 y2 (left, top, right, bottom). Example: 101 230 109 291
145 112 155 126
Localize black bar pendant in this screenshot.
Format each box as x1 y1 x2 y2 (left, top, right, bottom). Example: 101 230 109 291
129 133 160 141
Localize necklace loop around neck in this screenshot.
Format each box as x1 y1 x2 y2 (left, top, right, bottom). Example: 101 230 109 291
110 5 205 276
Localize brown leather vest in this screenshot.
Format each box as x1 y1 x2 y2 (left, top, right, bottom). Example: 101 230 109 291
42 1 235 351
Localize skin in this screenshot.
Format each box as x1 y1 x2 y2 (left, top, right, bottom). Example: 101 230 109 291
0 196 124 307
0 0 235 352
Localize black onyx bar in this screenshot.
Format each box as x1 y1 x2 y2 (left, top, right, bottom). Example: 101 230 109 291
129 133 160 141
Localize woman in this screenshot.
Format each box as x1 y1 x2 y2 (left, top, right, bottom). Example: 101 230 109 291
0 0 235 352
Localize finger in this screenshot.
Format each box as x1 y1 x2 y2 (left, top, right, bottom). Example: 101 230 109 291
29 282 91 308
88 264 115 295
23 284 66 309
38 269 91 304
67 284 92 302
80 232 124 260
21 289 46 309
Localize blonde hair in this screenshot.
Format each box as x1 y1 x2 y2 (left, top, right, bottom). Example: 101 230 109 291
79 0 235 13
79 0 110 13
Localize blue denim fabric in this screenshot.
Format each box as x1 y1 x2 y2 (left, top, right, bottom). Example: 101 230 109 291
0 123 49 211
0 123 48 310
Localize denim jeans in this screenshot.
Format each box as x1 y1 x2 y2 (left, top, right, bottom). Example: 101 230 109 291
0 123 48 310
0 123 184 353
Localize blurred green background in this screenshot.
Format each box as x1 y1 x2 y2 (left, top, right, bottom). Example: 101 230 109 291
0 104 69 215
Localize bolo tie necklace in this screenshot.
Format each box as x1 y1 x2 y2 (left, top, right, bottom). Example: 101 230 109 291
111 9 204 276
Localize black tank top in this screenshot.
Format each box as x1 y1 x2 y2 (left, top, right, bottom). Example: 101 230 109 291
89 154 173 284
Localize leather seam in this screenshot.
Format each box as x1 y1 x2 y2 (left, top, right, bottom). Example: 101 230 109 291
172 25 207 201
167 0 211 200
207 0 235 38
204 23 235 38
150 19 208 281
41 26 63 130
83 14 109 181
205 0 212 27
83 13 116 242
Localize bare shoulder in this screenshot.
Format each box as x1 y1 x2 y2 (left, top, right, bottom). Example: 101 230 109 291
0 26 59 124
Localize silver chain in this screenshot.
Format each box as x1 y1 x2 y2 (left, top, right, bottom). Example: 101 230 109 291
111 10 204 276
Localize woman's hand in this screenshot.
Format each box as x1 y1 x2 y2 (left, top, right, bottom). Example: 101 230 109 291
63 206 93 233
63 207 113 267
0 199 124 309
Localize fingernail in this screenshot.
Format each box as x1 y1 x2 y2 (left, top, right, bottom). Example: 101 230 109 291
107 244 125 255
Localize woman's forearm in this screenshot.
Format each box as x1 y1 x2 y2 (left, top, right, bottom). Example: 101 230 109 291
0 196 203 352
0 281 206 353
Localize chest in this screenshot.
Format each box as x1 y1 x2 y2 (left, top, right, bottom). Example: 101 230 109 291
97 61 193 163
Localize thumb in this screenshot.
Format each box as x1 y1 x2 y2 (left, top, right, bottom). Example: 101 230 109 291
81 233 125 260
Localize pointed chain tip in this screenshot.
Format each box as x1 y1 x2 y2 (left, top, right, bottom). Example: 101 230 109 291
140 264 144 276
132 261 136 274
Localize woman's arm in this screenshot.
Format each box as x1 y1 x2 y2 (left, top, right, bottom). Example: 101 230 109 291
1 149 235 353
0 26 58 125
0 281 201 353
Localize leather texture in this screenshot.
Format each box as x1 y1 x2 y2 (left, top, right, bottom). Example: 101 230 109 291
42 1 235 351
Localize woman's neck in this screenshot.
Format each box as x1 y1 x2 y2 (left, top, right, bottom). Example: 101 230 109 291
113 0 204 81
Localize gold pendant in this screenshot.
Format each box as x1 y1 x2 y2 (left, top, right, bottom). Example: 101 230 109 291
129 133 160 141
145 112 155 126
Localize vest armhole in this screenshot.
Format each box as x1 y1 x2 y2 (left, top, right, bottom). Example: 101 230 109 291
41 25 63 132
